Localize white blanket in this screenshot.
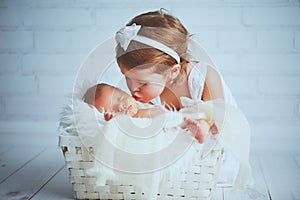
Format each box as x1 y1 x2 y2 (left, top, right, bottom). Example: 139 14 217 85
59 97 251 199
59 98 206 199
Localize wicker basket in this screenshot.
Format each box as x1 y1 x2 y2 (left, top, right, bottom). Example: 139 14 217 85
59 134 224 200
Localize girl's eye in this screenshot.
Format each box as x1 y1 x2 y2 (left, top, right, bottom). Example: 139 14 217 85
138 82 147 86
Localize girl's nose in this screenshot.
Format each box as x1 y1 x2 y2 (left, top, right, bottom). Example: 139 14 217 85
129 82 141 93
126 78 141 94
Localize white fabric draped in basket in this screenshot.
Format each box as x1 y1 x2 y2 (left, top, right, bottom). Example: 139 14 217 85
59 96 251 199
180 97 251 192
64 98 206 199
89 115 203 200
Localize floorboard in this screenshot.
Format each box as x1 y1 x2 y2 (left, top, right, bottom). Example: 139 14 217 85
222 152 270 200
0 146 46 184
0 145 11 155
293 153 300 171
258 152 300 200
0 147 65 200
30 166 73 200
212 187 223 200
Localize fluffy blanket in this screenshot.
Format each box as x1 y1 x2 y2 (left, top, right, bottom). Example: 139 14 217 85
59 98 207 199
59 96 251 199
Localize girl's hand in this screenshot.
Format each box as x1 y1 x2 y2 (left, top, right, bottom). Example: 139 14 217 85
104 112 116 121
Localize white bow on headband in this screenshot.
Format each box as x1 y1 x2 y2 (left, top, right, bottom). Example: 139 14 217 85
116 23 141 51
115 23 180 63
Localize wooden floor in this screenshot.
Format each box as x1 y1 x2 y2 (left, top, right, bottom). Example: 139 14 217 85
1 131 300 200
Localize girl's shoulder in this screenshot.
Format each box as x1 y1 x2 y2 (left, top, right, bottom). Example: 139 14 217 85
186 61 208 100
187 61 208 81
188 61 223 82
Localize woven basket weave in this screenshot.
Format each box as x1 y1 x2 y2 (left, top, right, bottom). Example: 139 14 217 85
59 134 224 200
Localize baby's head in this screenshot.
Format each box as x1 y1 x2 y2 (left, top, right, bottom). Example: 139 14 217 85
83 83 138 116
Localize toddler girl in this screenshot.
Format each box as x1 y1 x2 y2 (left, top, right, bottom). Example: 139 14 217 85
114 9 243 186
115 10 225 144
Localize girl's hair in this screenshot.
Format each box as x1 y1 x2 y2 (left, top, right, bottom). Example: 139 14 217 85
116 10 191 80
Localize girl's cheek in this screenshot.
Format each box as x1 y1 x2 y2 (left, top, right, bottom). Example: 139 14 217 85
144 87 161 99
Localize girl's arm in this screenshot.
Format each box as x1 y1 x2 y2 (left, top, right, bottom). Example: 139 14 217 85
199 65 224 135
202 65 224 101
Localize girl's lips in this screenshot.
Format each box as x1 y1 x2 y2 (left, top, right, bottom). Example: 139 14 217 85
133 95 141 101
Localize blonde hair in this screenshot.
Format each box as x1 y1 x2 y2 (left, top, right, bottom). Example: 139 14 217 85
116 10 191 78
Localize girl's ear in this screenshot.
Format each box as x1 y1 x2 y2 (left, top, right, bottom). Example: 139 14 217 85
170 64 181 78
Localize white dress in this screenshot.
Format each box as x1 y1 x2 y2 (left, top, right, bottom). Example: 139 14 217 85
151 62 241 187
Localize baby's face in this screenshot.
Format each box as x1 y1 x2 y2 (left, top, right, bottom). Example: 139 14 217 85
95 86 138 116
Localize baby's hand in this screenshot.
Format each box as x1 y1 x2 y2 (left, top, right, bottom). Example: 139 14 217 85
210 123 218 135
104 112 116 121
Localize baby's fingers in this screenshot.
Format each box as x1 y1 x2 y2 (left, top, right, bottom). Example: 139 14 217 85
104 112 116 121
210 123 218 135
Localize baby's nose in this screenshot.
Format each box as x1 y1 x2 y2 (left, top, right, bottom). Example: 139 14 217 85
119 103 126 112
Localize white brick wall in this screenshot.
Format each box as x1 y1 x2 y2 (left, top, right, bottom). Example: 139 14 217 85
257 31 294 50
295 31 300 49
243 7 300 26
0 74 37 95
0 31 33 49
0 0 299 151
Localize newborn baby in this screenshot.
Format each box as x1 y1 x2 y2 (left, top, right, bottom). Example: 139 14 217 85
83 83 213 143
83 83 164 121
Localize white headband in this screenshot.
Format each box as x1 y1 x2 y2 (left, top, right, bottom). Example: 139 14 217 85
115 23 180 63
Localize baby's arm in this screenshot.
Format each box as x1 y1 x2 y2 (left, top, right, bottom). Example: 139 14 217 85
102 108 164 121
133 108 164 118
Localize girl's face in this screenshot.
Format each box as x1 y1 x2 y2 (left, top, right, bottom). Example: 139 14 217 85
120 67 168 103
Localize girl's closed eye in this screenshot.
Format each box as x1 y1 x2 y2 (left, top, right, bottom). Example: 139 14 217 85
125 76 132 82
138 81 148 86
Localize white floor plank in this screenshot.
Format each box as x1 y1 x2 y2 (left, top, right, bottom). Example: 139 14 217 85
30 166 74 200
258 152 300 200
0 146 46 184
0 131 59 150
246 152 270 200
212 187 223 200
0 144 11 155
293 153 300 170
223 186 269 200
0 147 65 200
223 152 270 200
